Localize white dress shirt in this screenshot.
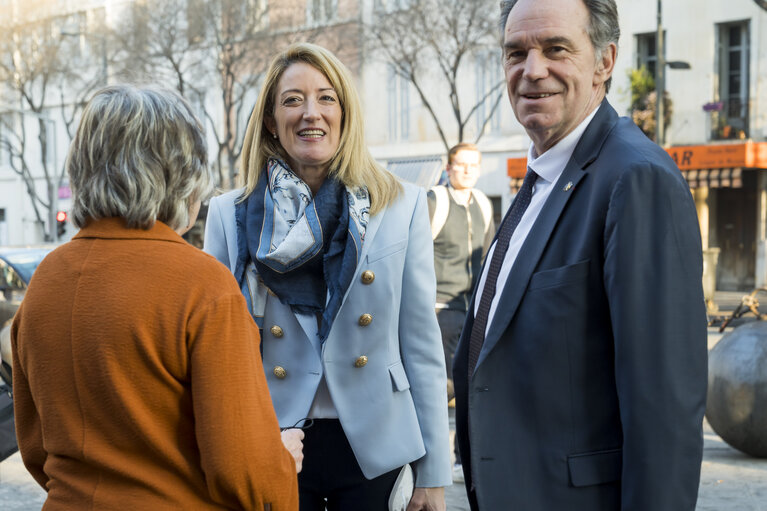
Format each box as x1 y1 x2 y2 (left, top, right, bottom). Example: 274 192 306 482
475 106 600 335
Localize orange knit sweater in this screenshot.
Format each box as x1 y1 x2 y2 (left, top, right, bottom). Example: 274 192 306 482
12 218 298 510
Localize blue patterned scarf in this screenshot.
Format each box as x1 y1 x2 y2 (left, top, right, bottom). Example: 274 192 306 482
234 159 369 341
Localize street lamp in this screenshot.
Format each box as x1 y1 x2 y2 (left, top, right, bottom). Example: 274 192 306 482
655 0 691 146
666 61 691 70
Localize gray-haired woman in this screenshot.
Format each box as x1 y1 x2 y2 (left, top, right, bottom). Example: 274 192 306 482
12 84 301 510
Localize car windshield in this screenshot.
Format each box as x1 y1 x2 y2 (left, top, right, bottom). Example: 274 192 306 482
2 250 51 283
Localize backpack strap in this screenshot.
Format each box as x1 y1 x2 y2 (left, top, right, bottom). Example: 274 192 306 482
471 189 493 234
429 185 450 239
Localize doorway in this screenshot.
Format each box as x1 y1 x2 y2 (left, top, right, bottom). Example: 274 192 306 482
712 170 757 290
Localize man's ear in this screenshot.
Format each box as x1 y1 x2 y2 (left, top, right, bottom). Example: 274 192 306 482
594 42 617 86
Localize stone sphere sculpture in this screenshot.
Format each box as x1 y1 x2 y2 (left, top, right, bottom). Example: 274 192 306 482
706 321 767 458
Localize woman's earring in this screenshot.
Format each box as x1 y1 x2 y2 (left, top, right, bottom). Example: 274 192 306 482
272 132 278 139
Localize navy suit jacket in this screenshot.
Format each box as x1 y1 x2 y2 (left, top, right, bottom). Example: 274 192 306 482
454 100 708 510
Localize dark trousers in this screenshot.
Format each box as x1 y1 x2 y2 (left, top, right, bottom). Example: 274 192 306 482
298 419 400 511
436 308 465 464
436 308 466 390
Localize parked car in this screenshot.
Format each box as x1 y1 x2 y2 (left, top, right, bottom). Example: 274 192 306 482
1 246 55 383
0 246 55 327
1 246 53 460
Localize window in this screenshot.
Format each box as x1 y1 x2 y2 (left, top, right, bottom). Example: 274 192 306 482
0 209 7 246
0 121 6 167
187 0 207 43
714 21 750 140
0 114 17 167
246 0 269 30
475 50 502 136
387 66 410 142
307 0 337 25
54 12 87 59
188 89 206 122
635 32 659 80
45 119 56 169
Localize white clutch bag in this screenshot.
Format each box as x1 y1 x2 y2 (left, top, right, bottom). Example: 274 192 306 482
388 464 414 511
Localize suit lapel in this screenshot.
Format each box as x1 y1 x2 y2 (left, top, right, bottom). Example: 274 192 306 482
474 101 619 372
332 194 388 312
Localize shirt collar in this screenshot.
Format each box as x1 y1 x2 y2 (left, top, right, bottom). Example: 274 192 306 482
526 104 601 184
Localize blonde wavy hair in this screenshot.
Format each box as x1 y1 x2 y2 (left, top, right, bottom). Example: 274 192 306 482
67 84 213 231
240 42 401 215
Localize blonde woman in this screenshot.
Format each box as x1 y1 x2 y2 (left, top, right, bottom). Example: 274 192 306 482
12 85 300 510
204 43 450 510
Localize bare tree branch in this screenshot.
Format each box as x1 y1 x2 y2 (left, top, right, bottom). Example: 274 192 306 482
0 11 93 241
367 0 500 151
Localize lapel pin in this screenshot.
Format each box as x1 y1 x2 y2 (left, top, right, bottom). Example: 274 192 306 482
563 181 574 192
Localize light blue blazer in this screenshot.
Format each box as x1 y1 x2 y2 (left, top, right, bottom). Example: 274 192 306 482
203 182 451 487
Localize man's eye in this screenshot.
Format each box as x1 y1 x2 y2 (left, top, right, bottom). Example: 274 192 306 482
549 46 566 54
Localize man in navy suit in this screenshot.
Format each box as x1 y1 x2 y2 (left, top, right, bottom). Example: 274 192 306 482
453 0 708 509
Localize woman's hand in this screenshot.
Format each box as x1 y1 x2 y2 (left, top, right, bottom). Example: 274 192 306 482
406 487 445 511
280 429 305 473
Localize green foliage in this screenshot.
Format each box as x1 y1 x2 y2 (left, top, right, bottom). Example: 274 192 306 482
628 66 655 110
627 66 672 143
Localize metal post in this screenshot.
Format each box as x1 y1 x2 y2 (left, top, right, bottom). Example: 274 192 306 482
656 0 665 146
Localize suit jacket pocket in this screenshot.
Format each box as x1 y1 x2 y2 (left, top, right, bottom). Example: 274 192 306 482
528 259 590 291
388 361 410 392
567 447 622 487
367 239 408 263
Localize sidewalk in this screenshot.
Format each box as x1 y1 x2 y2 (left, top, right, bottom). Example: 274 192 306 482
2 328 766 510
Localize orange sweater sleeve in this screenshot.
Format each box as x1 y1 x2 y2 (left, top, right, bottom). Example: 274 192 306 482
188 292 298 511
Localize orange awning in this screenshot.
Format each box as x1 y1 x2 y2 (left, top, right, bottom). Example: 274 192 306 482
666 141 767 171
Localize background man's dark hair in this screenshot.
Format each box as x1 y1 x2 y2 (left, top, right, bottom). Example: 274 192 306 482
498 0 620 93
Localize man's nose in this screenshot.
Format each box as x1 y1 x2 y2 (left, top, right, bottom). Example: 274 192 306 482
523 51 548 81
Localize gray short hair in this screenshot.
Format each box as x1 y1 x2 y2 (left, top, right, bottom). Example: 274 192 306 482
499 0 620 93
67 84 213 231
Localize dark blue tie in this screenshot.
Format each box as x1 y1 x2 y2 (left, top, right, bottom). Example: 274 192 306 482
468 168 538 376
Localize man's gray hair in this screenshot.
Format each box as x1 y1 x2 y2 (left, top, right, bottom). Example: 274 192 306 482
67 84 214 231
499 0 620 93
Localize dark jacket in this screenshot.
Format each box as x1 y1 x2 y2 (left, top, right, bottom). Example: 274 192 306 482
454 101 708 511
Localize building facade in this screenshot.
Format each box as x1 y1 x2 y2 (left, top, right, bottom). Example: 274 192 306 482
615 0 767 293
3 0 767 298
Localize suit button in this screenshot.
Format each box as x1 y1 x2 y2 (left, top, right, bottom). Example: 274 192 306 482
270 325 284 338
358 313 373 326
361 270 375 284
354 356 368 368
273 366 287 379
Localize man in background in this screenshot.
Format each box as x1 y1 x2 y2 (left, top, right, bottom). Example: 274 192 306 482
428 142 494 481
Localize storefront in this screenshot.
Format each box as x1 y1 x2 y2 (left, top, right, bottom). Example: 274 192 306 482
669 142 767 292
